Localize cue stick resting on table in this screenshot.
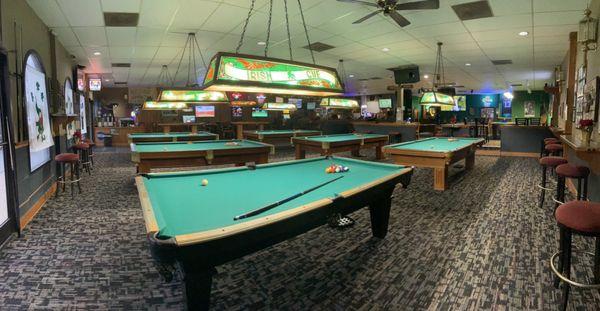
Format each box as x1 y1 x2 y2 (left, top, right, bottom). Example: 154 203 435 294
233 175 345 221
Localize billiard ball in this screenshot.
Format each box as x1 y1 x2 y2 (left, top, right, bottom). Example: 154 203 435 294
201 179 208 186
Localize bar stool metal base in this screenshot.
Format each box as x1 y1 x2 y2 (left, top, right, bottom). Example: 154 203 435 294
551 251 600 289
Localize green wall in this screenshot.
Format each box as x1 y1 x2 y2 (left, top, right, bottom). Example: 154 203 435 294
409 91 550 122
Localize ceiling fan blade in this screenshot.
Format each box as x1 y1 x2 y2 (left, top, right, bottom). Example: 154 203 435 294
337 0 379 7
395 0 439 10
353 10 383 24
388 11 411 27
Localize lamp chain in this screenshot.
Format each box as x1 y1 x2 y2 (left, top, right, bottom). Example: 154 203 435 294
264 0 274 57
236 0 256 53
284 0 293 60
298 0 315 64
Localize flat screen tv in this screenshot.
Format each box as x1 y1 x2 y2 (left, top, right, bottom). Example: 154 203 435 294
252 108 268 118
182 115 196 123
441 95 467 111
306 102 316 110
231 106 242 118
195 105 215 118
378 98 392 108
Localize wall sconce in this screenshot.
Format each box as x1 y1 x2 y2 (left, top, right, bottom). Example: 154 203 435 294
578 8 598 51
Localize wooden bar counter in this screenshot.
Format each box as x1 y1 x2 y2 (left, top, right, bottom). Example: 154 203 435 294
93 126 146 147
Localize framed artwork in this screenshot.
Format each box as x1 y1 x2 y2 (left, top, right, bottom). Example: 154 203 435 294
524 101 535 117
583 76 599 122
24 51 53 172
574 96 585 128
64 78 74 115
576 65 586 98
79 94 87 134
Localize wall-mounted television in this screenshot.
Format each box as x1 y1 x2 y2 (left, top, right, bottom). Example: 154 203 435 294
252 108 268 118
195 105 215 117
378 98 392 108
231 106 242 118
306 102 316 110
182 115 196 123
441 95 467 111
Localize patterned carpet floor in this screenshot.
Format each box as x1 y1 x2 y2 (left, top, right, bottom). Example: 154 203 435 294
0 147 599 310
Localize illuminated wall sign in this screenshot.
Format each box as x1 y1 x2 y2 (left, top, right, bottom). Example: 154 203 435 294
203 52 344 97
157 89 228 103
231 101 257 106
262 103 297 110
143 101 188 110
320 98 359 109
89 78 102 91
481 95 495 107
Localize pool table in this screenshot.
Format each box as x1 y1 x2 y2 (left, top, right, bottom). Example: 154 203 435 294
128 131 218 144
135 156 413 309
243 129 321 146
383 137 484 191
292 133 388 159
130 140 273 174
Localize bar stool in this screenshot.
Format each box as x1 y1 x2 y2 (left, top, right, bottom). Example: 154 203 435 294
84 139 95 168
540 138 561 157
544 143 563 157
551 200 600 311
72 143 91 175
554 164 590 209
55 153 81 198
538 156 568 208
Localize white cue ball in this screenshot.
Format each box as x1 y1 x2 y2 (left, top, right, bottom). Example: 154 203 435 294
201 179 208 186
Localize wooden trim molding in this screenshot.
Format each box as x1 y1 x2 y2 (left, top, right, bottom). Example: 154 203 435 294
565 32 578 134
19 181 57 229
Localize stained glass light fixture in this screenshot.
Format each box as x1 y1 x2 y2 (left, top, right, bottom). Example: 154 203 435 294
202 0 344 97
143 101 188 110
320 98 359 109
157 89 228 103
262 103 297 111
202 52 344 97
420 42 454 106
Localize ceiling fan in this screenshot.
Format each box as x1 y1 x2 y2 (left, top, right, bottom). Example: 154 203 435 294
338 0 440 27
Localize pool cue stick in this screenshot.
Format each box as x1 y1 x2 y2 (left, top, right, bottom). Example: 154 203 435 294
233 175 345 221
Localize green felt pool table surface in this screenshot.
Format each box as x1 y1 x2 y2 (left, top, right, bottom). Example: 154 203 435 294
129 131 216 138
387 137 484 152
138 156 408 239
297 133 387 142
131 139 268 153
245 130 320 135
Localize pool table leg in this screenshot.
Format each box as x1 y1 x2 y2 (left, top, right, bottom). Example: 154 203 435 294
465 152 475 170
433 167 448 191
295 145 306 159
369 188 393 238
180 262 216 310
375 142 385 160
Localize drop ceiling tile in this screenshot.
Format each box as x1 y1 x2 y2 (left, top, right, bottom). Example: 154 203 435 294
52 27 80 46
109 46 134 59
100 0 140 13
57 0 104 27
138 0 179 27
488 0 532 16
132 46 158 59
136 27 165 46
106 27 137 46
534 11 582 27
74 27 108 46
463 14 531 33
200 3 250 33
27 0 69 27
84 46 109 57
171 0 221 30
533 0 589 13
359 31 414 48
154 46 183 61
407 22 466 38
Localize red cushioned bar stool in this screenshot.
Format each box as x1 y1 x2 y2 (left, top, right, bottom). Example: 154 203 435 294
551 201 600 311
54 153 81 198
72 143 91 175
538 156 568 208
544 143 563 157
554 164 590 209
83 138 95 169
540 138 561 158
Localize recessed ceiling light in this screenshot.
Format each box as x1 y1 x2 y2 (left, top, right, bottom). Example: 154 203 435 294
518 31 529 37
382 47 390 52
349 74 355 78
104 79 110 82
257 41 266 45
465 63 471 66
423 74 429 79
93 51 101 55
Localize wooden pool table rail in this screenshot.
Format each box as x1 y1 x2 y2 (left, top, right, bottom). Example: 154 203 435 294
292 134 388 160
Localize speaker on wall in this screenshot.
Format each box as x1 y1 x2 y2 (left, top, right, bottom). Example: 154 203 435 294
390 66 420 84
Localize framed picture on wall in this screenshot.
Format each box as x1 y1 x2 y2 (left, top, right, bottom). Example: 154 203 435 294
577 65 586 98
524 101 535 117
583 76 599 122
574 96 585 128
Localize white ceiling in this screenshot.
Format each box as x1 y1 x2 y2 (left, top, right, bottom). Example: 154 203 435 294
26 0 590 94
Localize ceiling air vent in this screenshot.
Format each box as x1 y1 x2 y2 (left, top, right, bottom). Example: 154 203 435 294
114 82 128 85
452 1 493 21
491 59 513 65
104 12 139 27
303 42 335 52
369 77 382 80
111 63 131 68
